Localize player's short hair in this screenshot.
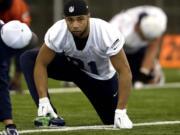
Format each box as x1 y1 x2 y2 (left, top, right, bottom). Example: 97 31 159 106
64 0 89 17
138 12 148 24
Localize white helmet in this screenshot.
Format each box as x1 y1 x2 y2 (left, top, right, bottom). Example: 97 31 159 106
140 16 165 40
1 20 32 49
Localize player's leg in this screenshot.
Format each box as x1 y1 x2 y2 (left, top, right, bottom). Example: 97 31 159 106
48 57 119 124
43 55 118 124
8 52 23 93
20 50 57 111
47 53 80 81
73 72 118 124
0 60 19 135
20 50 40 105
0 60 12 122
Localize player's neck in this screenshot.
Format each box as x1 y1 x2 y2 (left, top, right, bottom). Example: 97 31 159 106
73 35 88 50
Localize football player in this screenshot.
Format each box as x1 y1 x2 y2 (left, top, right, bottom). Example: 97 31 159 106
110 6 167 88
0 0 31 93
0 20 38 135
20 0 133 129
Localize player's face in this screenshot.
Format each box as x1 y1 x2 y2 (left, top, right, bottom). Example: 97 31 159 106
65 14 90 38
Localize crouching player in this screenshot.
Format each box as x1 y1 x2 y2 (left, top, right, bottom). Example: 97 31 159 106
20 0 133 129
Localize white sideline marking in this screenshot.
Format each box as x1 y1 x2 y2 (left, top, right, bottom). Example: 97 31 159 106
9 82 180 95
17 121 180 134
24 87 81 94
134 82 180 90
19 82 180 95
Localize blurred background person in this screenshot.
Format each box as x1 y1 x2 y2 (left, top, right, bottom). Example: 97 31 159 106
110 5 167 88
0 20 38 135
0 0 31 93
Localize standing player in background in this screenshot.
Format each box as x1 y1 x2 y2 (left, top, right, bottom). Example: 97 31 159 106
0 20 38 135
20 0 133 129
0 0 31 93
110 5 167 88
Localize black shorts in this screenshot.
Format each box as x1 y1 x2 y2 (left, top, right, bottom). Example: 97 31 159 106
125 47 146 83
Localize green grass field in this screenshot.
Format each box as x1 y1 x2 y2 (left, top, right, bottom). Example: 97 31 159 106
0 68 180 135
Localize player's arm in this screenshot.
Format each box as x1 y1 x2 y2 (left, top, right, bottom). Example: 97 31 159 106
110 49 132 109
110 49 133 129
141 37 161 71
136 37 161 84
34 44 58 118
34 44 56 98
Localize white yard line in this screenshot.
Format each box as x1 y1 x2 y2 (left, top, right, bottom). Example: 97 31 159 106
134 82 180 90
17 121 180 134
9 82 180 95
21 82 180 94
23 87 81 94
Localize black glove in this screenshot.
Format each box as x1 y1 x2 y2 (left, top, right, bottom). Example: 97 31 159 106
137 69 155 83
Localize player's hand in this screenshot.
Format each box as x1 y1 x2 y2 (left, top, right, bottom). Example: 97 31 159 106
114 109 133 129
137 68 154 83
38 97 58 118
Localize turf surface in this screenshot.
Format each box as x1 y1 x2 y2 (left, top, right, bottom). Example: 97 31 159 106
0 88 180 135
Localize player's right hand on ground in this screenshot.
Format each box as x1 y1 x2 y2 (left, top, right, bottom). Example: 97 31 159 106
114 109 133 129
38 97 58 118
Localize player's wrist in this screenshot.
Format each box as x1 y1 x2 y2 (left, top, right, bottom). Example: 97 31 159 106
137 68 154 83
39 97 49 104
115 108 126 113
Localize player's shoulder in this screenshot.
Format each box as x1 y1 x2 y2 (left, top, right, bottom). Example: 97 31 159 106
49 19 67 31
47 19 67 38
90 18 125 50
44 19 68 49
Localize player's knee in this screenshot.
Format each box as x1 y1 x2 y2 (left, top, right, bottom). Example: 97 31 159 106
20 50 37 71
20 51 30 68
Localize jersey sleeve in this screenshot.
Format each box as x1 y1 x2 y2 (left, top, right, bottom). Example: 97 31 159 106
106 33 125 56
99 21 125 56
44 20 67 52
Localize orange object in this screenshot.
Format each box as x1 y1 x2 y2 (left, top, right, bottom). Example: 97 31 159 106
0 0 31 25
159 34 180 68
